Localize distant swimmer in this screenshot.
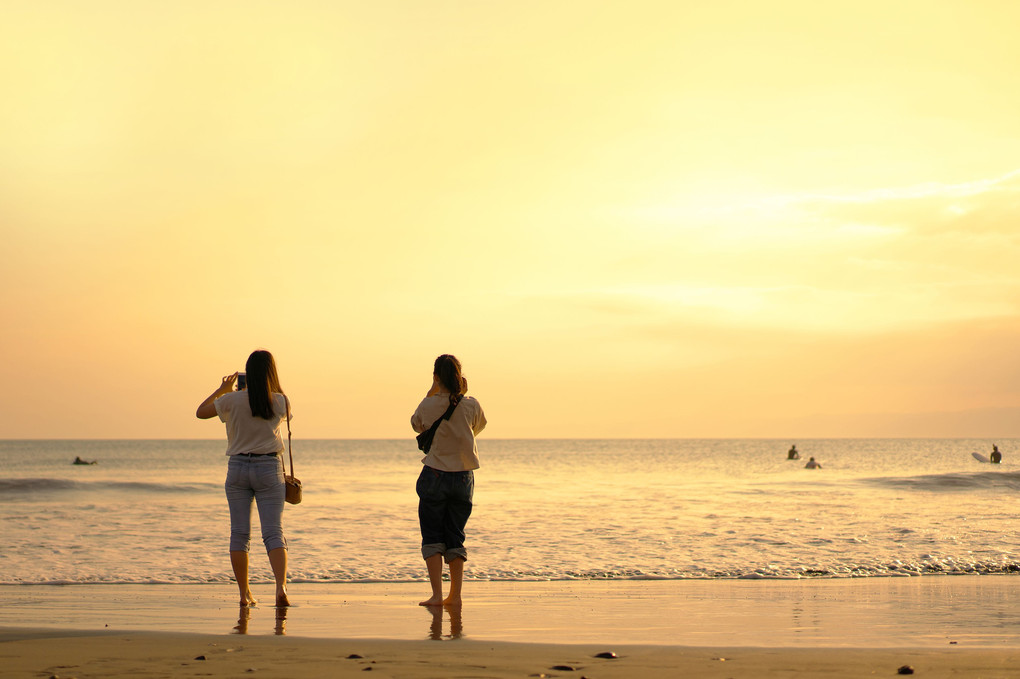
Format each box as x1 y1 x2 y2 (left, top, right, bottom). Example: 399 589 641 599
787 445 800 460
72 456 96 465
991 445 1002 464
804 457 822 469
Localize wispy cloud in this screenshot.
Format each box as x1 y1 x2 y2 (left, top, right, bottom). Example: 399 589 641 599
575 170 1020 335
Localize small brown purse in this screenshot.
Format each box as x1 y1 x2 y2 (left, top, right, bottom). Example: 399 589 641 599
283 396 302 505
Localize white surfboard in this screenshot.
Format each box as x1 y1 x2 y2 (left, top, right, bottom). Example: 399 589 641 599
972 452 990 463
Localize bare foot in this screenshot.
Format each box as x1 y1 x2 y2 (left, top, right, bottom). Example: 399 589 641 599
442 595 462 606
240 591 257 607
418 595 444 606
276 591 290 607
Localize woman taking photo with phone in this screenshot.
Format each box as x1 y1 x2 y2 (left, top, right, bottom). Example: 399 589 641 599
411 354 486 606
196 349 291 608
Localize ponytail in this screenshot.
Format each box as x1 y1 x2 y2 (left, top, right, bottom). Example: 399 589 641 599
433 354 464 407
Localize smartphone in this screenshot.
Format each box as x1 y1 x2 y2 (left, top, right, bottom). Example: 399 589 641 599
236 372 247 390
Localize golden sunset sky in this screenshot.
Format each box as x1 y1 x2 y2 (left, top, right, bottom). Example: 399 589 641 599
2 1 1019 438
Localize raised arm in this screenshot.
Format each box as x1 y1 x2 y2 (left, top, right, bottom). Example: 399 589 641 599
196 373 238 419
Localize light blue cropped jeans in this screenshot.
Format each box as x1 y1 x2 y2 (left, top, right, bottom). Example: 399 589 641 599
225 453 287 553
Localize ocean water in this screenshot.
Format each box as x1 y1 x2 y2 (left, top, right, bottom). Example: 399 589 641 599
1 439 1018 585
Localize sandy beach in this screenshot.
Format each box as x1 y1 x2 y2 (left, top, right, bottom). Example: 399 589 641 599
2 578 1020 677
4 631 1020 679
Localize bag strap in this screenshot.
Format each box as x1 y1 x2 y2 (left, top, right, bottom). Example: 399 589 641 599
425 399 459 438
283 395 294 477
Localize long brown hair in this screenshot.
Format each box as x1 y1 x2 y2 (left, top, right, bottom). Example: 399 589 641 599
246 350 284 420
434 354 464 408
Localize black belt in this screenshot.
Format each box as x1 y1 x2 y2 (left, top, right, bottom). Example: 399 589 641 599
238 452 277 457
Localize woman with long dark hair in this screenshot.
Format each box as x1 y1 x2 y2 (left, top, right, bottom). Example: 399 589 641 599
411 354 486 605
196 349 291 607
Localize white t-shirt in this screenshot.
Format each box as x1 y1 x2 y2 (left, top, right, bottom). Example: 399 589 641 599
411 395 486 471
214 390 290 456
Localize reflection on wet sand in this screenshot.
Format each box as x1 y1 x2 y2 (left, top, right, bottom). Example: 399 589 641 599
426 603 463 641
275 605 287 635
233 605 250 634
231 604 288 636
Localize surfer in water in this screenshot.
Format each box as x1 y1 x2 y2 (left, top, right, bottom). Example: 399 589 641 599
787 445 800 460
72 456 96 465
804 457 822 469
991 445 1002 464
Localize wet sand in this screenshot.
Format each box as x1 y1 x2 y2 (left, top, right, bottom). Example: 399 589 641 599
1 578 1019 677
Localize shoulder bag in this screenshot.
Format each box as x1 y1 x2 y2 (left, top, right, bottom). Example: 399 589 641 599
283 396 302 504
416 399 458 454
